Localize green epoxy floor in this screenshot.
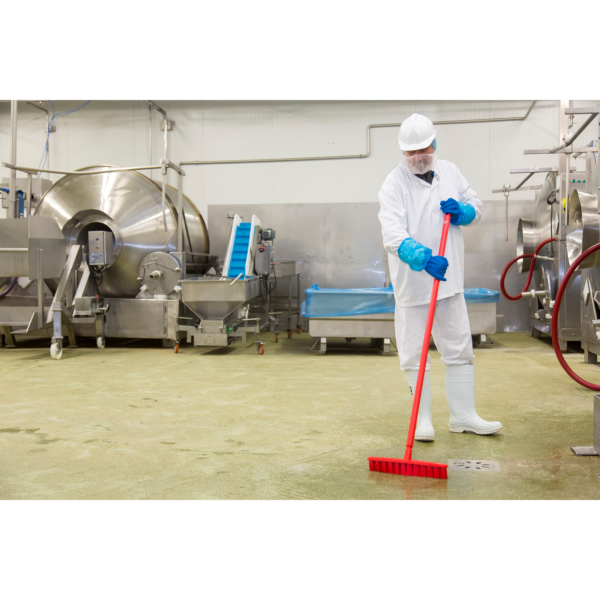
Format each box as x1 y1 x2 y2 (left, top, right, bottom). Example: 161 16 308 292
1 332 599 500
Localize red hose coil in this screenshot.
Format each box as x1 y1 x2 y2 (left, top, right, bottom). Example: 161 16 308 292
551 243 600 391
500 238 556 301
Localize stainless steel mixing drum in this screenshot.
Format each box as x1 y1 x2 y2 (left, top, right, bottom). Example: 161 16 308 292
35 166 209 297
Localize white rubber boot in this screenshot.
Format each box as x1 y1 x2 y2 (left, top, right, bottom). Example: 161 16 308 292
445 364 502 435
406 370 435 442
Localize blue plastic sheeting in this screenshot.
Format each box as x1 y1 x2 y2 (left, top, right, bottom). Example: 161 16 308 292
301 285 499 318
464 288 500 303
301 285 396 318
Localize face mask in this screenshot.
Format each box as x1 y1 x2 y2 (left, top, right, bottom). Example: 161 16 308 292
403 151 438 175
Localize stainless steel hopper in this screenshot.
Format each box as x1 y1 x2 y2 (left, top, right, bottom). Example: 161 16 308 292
180 276 261 321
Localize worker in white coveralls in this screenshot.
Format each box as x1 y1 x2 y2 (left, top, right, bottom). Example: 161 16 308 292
378 113 502 441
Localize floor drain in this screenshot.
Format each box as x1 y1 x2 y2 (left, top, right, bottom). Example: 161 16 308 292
448 459 499 472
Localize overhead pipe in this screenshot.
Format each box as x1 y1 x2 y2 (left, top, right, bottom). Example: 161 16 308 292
550 112 599 154
2 162 185 177
147 100 168 158
178 101 538 169
27 101 51 176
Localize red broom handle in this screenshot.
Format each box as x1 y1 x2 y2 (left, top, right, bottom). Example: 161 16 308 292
404 213 452 461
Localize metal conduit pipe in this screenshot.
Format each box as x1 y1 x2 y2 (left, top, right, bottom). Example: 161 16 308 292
27 102 51 175
1 163 186 177
178 101 538 169
147 100 168 159
8 101 17 219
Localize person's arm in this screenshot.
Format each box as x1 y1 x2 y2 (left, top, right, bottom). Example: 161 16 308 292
457 168 482 227
378 176 448 281
378 175 410 257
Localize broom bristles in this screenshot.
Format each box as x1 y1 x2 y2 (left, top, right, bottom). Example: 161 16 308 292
368 457 448 479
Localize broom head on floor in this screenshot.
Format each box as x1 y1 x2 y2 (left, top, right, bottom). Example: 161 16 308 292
368 456 448 479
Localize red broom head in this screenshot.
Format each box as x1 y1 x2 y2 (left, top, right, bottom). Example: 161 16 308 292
368 457 448 479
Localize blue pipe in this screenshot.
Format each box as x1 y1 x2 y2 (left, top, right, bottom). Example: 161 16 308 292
1 187 25 217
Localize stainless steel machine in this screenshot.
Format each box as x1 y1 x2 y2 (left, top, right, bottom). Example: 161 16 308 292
177 215 303 354
495 101 599 351
0 160 302 358
0 163 212 357
496 100 600 455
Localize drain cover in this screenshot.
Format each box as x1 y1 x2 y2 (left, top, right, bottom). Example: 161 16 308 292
448 459 499 472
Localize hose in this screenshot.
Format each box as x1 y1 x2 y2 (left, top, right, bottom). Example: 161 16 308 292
551 243 600 391
500 237 556 300
0 278 17 298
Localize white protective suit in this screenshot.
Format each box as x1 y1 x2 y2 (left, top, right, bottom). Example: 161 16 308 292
378 159 482 371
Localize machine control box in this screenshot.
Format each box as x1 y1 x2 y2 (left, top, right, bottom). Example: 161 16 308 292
254 243 272 276
1 177 53 212
88 231 115 266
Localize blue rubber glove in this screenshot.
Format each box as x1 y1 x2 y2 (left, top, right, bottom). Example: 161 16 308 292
440 198 476 226
440 198 461 223
424 255 448 281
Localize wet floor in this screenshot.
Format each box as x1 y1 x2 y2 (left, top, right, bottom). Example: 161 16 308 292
0 332 599 499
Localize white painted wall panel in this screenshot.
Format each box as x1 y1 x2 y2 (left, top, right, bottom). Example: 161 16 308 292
1 99 584 224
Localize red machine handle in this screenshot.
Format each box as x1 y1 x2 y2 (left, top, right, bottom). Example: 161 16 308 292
404 213 452 461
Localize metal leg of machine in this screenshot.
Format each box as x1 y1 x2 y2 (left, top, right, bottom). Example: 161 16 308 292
571 393 600 455
296 273 302 333
287 279 293 336
319 337 327 355
594 396 600 454
0 326 16 348
584 347 598 365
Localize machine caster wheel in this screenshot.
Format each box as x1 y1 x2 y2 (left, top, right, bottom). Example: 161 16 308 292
174 342 180 353
97 336 106 349
275 333 279 343
287 330 292 339
50 343 62 360
297 325 302 334
257 343 265 355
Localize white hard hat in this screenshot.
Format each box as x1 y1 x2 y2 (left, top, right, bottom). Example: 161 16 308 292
398 113 436 152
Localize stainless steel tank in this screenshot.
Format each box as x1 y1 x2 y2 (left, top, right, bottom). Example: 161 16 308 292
35 166 209 298
566 189 600 269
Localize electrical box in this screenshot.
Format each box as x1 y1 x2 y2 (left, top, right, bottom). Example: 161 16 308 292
88 231 115 266
1 177 53 212
254 243 272 276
